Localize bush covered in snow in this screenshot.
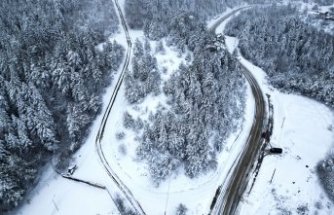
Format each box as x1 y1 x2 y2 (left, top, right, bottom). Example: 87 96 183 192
0 0 123 212
318 157 334 202
225 5 334 109
314 0 334 6
114 195 137 215
125 39 161 104
175 203 188 215
123 112 144 131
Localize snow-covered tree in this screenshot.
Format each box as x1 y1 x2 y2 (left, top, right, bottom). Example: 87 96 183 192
225 5 334 109
0 0 124 212
175 203 188 215
125 40 161 104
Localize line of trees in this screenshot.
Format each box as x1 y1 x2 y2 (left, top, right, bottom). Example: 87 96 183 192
0 0 123 212
124 0 274 40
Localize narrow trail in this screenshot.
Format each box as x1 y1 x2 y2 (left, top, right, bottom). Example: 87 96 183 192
94 0 145 214
209 6 267 215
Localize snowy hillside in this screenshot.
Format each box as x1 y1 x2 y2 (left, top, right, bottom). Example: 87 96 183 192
2 0 334 215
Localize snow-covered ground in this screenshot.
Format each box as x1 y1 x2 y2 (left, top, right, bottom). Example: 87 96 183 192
223 28 334 215
15 16 254 215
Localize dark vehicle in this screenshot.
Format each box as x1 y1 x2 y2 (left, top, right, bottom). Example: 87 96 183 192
210 186 222 210
269 148 283 154
67 164 77 175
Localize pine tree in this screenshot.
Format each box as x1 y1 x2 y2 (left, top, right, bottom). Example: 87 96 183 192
175 203 188 215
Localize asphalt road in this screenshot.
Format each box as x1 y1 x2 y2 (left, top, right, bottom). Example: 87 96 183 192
208 6 250 32
210 7 267 215
94 0 145 214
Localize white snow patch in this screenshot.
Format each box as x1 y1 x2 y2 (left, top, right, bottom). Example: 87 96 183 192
225 35 239 54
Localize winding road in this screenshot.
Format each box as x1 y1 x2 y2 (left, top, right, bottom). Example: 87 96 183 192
211 59 266 215
95 3 266 215
210 7 267 215
208 6 250 32
94 0 145 214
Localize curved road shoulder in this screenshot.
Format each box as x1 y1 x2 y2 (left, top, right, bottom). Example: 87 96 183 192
210 6 267 215
94 0 145 214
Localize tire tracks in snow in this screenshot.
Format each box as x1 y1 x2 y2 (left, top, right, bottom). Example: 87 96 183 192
95 0 145 214
209 6 268 215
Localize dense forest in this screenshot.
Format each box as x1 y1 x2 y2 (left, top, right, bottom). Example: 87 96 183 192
0 0 123 212
313 0 334 6
225 5 334 109
225 4 334 202
124 12 246 184
124 0 274 40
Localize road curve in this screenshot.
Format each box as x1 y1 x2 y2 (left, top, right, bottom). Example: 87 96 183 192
210 7 266 215
208 6 250 32
95 0 145 214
